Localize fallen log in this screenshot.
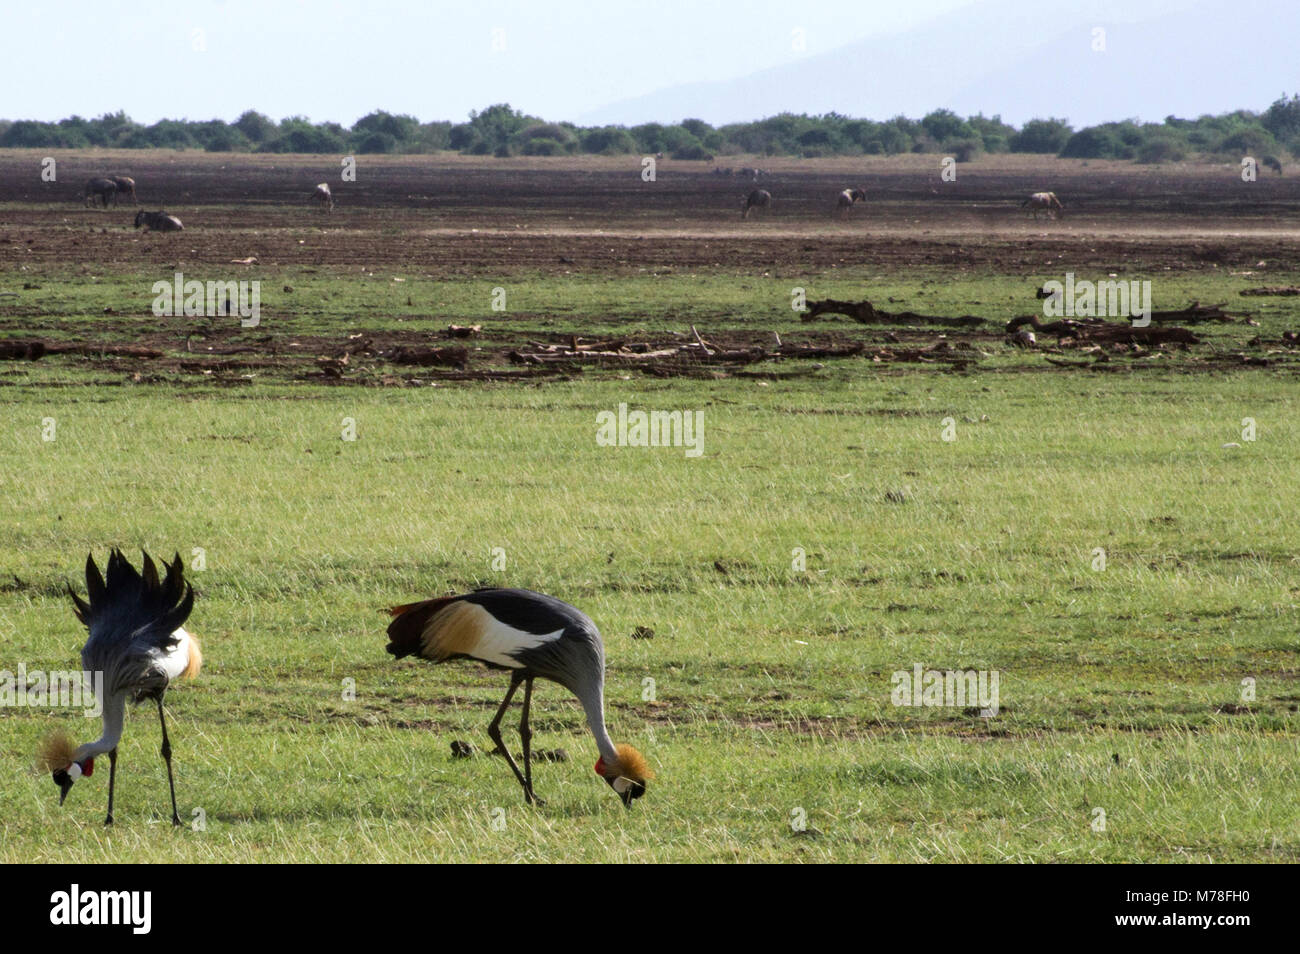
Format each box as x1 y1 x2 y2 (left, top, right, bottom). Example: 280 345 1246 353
803 299 985 328
386 346 469 368
1240 286 1300 297
1 340 165 360
0 340 46 360
1146 302 1235 324
1006 316 1199 346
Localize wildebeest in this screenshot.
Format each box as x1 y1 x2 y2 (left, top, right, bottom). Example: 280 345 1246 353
1022 191 1064 220
84 178 118 208
311 182 334 211
1263 155 1284 175
134 210 183 232
836 187 867 216
742 189 772 219
111 176 137 204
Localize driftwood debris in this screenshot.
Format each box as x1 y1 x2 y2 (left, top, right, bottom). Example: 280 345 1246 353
802 299 984 328
444 324 482 338
510 336 973 374
1145 302 1235 324
1240 286 1300 297
0 340 163 360
386 345 470 368
1005 316 1200 346
1033 296 1234 324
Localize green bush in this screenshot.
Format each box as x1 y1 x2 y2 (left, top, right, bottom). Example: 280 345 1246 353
448 124 479 151
1012 118 1073 153
1217 127 1280 156
5 100 1299 164
922 109 974 143
670 143 714 161
1136 137 1187 163
517 122 574 144
234 111 275 144
1263 94 1300 143
202 125 250 152
521 137 565 156
352 111 418 143
945 138 983 162
354 131 398 154
1060 126 1127 159
580 126 636 154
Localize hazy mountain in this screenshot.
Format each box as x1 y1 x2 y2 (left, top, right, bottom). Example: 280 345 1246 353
578 0 1298 128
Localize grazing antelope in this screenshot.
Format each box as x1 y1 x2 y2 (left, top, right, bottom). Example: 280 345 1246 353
386 587 652 807
84 178 118 208
836 187 867 216
1022 191 1064 220
742 188 772 219
39 551 199 826
111 176 137 205
134 210 183 232
1263 155 1284 175
311 182 334 211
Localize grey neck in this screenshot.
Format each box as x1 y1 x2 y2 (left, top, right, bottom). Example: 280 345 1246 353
576 684 618 762
73 691 126 761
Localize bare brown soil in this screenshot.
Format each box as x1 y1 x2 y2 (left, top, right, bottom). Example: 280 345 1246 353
1 151 1298 273
2 151 1298 383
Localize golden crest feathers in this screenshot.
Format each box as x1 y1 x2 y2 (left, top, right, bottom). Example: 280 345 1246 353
612 743 653 783
37 730 76 773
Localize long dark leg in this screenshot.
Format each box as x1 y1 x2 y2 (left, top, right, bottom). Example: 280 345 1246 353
486 674 530 801
105 747 118 826
519 677 538 804
156 697 181 826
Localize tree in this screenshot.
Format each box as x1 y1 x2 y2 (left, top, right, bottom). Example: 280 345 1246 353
352 110 418 145
921 109 973 143
1011 118 1072 153
1060 125 1125 159
1262 94 1300 144
579 126 636 154
234 110 275 144
466 103 533 152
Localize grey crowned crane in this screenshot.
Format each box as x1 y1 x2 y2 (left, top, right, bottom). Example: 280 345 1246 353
38 550 199 826
385 588 652 807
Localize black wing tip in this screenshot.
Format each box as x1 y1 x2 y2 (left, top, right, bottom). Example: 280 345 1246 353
71 546 193 631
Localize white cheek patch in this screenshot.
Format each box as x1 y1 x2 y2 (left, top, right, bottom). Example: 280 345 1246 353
612 776 632 794
67 763 82 780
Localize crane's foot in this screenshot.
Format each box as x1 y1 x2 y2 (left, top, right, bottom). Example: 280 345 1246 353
524 790 546 807
171 814 182 827
103 815 114 827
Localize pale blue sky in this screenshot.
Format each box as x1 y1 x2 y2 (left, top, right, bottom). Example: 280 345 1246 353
0 0 1241 127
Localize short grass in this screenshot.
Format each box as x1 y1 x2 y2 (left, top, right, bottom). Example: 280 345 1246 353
2 358 1298 861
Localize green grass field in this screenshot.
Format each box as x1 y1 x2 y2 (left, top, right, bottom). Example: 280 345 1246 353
3 149 1300 862
2 291 1298 860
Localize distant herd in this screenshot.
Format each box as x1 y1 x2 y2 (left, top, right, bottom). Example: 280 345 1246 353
80 167 1075 232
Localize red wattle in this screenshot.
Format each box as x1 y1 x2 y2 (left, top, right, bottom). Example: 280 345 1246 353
81 758 94 777
594 757 604 776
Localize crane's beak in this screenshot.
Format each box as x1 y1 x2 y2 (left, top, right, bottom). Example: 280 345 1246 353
53 770 73 806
